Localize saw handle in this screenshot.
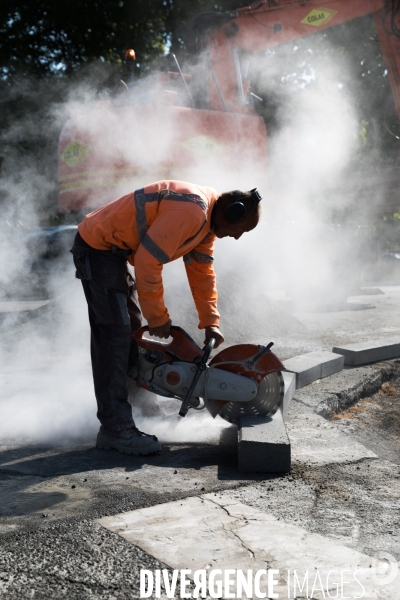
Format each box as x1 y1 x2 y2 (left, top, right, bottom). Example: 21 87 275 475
133 325 205 364
137 324 183 338
135 325 200 347
179 337 216 417
202 337 216 359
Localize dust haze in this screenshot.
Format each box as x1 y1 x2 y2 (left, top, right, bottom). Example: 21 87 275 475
0 29 388 443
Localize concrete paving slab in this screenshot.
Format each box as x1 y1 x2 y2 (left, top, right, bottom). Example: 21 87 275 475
281 371 295 417
332 336 400 365
284 351 344 388
287 413 377 465
358 287 385 295
238 411 290 473
99 494 400 599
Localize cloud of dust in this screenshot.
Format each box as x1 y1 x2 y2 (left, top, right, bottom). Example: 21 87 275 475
212 42 362 311
163 41 369 350
0 277 97 444
0 33 388 444
134 409 232 445
0 74 232 444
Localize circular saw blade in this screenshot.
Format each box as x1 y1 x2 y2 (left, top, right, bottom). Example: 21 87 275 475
208 370 285 424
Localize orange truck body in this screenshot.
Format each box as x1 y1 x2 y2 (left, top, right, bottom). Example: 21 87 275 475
58 105 267 212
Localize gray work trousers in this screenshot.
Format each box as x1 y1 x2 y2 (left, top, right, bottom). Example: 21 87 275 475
71 232 141 432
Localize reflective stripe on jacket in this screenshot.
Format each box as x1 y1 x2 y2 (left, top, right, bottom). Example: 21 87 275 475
78 180 220 329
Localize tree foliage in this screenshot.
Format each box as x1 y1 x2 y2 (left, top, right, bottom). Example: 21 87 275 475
0 0 239 79
0 0 167 78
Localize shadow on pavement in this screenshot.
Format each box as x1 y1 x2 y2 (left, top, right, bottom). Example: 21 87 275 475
0 426 276 481
0 426 277 518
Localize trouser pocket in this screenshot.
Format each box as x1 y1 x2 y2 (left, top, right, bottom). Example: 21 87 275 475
72 251 92 280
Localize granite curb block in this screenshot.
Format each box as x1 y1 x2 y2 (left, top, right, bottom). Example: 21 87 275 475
283 351 344 389
281 371 296 417
238 411 291 473
332 336 400 365
290 360 400 419
237 372 294 473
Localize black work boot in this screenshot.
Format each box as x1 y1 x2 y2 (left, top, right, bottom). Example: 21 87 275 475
96 426 161 455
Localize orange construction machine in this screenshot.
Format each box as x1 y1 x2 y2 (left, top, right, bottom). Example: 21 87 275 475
58 0 400 213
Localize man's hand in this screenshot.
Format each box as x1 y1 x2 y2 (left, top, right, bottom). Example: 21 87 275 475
204 326 224 349
148 318 172 339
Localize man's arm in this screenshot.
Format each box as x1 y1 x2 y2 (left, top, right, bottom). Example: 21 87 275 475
184 233 224 348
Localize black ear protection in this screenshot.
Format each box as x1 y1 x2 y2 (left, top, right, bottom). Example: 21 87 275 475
224 188 263 224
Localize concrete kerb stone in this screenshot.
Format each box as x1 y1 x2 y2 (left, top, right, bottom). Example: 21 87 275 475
236 371 294 473
332 336 400 365
237 353 398 474
238 411 291 473
283 351 344 389
290 360 400 420
281 371 296 417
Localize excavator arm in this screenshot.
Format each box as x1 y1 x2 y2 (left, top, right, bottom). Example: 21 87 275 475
203 0 400 117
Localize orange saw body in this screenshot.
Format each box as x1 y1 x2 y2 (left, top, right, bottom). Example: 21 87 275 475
133 326 285 424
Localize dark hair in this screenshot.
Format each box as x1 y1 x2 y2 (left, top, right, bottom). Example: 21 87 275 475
219 190 261 224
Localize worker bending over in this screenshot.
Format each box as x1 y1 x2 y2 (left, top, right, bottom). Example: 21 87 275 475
71 180 262 456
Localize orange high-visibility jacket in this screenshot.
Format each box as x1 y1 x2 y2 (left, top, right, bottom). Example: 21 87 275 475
78 180 220 329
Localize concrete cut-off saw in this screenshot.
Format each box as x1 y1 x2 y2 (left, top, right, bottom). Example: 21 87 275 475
132 326 285 424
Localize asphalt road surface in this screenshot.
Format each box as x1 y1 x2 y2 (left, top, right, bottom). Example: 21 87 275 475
0 285 399 599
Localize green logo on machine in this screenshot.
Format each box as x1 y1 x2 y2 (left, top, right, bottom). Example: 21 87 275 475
301 8 337 27
61 140 94 167
180 136 228 157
